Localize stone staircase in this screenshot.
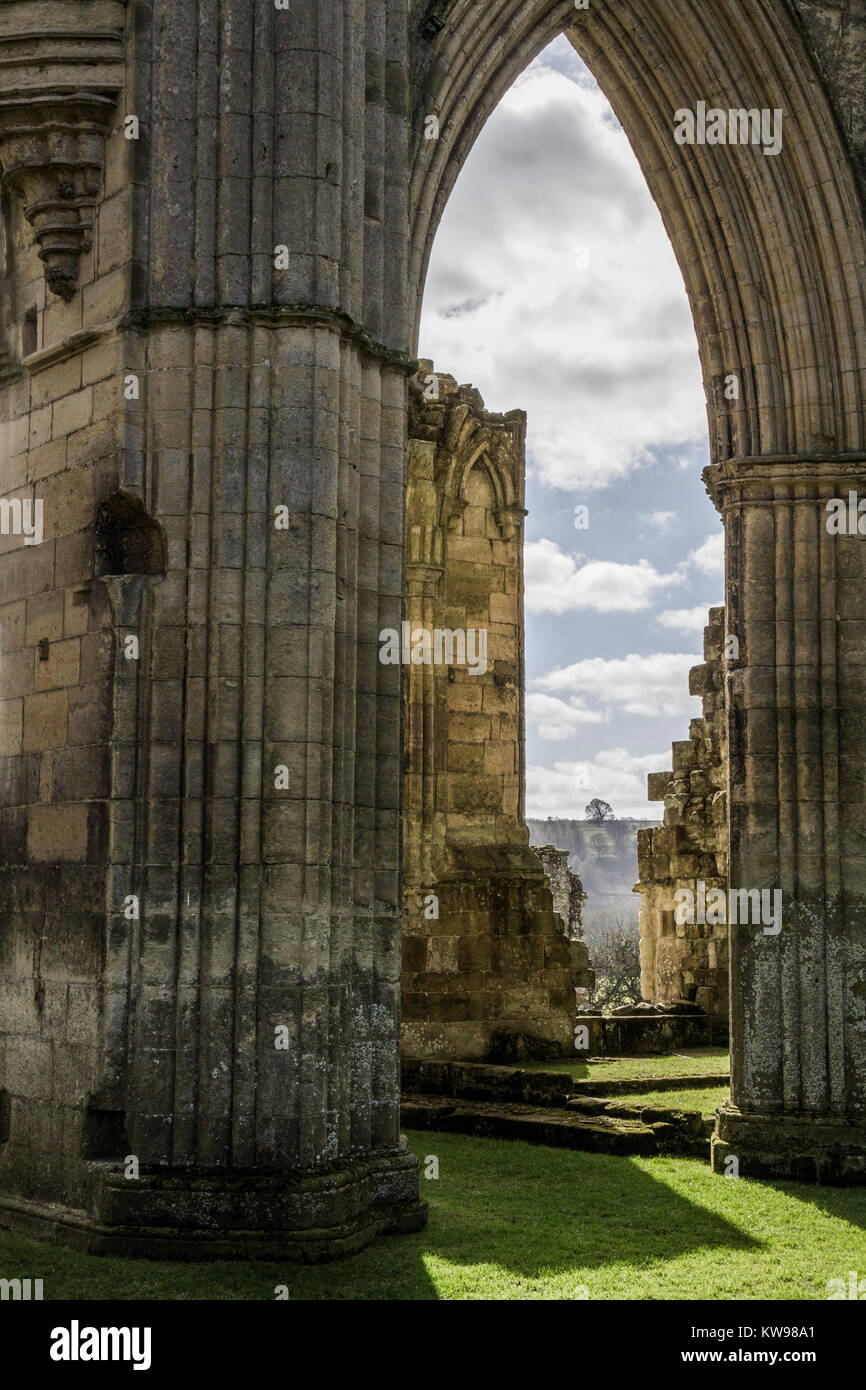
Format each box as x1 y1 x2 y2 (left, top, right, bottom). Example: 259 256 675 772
401 1060 723 1159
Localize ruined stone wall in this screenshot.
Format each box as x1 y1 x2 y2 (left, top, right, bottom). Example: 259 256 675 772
401 365 591 1061
534 845 585 940
636 607 728 1021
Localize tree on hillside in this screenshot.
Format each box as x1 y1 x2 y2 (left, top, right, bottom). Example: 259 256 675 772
585 798 614 825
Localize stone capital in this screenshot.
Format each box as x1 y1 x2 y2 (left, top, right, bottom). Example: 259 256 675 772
494 502 528 539
704 453 866 513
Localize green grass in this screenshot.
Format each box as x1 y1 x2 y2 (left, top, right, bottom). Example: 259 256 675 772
518 1047 730 1083
2 1128 864 1300
609 1085 730 1115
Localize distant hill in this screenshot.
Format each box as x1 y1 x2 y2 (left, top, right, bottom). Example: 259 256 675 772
527 817 661 938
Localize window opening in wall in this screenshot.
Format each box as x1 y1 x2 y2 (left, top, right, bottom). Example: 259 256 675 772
22 306 37 357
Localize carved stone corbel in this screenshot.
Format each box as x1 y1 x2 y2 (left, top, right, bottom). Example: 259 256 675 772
0 90 118 300
0 6 125 300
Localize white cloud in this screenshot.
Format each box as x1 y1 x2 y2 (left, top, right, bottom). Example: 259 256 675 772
535 650 701 718
688 532 724 576
526 692 607 741
640 510 677 532
657 605 720 633
525 539 684 614
419 44 708 493
526 747 672 820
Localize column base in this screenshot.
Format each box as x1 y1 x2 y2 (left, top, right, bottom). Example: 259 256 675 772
0 1146 427 1261
711 1102 866 1183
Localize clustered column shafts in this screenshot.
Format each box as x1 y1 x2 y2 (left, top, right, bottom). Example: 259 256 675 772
0 0 425 1258
709 458 866 1181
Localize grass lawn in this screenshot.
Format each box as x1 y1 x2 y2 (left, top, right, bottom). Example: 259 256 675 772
1 1128 864 1300
518 1047 729 1083
609 1085 730 1114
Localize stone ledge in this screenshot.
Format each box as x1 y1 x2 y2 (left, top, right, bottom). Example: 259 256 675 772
122 305 419 371
21 316 122 374
402 1057 731 1103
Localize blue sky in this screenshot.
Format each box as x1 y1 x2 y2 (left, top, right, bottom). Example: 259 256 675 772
418 37 724 819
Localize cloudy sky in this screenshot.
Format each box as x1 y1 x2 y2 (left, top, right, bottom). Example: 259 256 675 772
418 36 725 820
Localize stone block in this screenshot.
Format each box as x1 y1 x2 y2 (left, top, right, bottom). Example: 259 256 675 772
34 637 80 692
28 805 89 862
23 690 68 751
0 698 22 756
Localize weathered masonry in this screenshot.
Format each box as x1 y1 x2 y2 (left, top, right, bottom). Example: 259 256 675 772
637 607 728 1023
533 845 586 944
401 366 591 1061
0 0 865 1263
0 0 425 1258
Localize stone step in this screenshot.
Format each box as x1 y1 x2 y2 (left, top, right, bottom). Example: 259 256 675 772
401 1059 572 1106
401 1093 711 1158
568 1071 729 1097
402 1057 729 1105
564 1095 712 1140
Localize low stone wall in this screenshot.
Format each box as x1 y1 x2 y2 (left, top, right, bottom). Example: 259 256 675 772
401 1058 572 1106
400 1063 714 1157
581 1013 728 1056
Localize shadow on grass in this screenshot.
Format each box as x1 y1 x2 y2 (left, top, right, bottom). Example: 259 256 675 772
0 1218 440 1302
0 1132 757 1300
401 1131 758 1280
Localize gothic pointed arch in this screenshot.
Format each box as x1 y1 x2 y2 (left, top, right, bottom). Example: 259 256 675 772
408 0 866 1179
410 0 866 464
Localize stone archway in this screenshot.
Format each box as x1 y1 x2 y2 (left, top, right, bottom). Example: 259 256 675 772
1 1 865 1262
408 0 866 1179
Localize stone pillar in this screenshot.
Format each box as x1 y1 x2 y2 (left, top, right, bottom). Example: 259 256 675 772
709 459 866 1182
0 0 424 1257
400 366 592 1061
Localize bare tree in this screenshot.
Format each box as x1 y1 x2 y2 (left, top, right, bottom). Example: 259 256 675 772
585 798 614 825
588 918 641 1011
